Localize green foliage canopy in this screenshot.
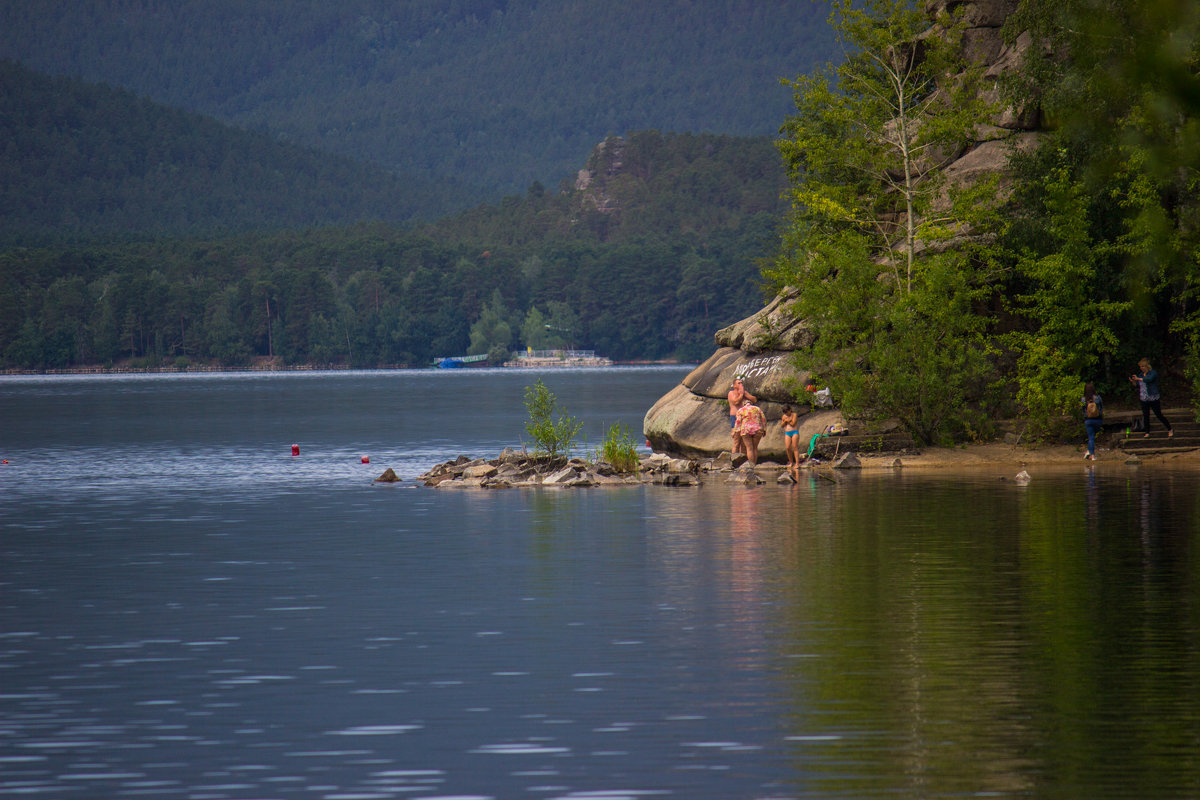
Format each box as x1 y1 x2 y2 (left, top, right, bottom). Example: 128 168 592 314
769 0 998 443
1003 0 1200 418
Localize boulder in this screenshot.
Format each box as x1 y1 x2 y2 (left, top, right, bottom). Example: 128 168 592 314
726 465 764 485
570 472 595 487
832 452 862 470
714 289 814 353
645 370 846 461
543 467 580 486
593 472 633 485
658 473 698 486
498 446 528 463
438 476 486 489
374 468 400 483
462 464 499 479
640 453 672 471
708 451 736 471
644 286 861 459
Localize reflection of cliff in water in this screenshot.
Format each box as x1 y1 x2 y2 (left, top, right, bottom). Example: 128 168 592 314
638 472 1200 797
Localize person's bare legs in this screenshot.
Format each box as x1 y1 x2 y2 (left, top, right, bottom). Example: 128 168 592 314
745 434 760 465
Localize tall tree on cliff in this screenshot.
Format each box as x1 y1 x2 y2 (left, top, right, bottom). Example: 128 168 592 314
768 0 998 443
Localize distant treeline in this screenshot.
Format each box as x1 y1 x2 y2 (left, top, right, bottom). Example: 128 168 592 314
0 60 472 248
1 132 786 369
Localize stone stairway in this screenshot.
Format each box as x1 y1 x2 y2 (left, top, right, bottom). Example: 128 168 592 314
1110 407 1200 456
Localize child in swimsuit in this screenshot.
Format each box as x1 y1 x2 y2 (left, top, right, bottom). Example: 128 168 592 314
781 405 800 474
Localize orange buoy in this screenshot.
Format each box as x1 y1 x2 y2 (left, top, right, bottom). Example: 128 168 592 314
291 444 300 456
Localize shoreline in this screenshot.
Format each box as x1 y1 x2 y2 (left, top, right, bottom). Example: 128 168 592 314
0 360 686 376
413 436 1200 490
852 439 1200 472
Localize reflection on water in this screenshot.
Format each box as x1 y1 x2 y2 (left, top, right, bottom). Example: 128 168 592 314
2 372 1200 798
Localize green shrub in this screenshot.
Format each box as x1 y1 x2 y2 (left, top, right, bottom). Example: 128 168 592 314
523 379 583 457
598 423 640 473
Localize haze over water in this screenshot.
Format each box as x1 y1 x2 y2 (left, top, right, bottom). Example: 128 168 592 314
2 368 1199 799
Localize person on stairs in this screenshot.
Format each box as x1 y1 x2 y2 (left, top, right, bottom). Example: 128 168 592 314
1130 358 1173 438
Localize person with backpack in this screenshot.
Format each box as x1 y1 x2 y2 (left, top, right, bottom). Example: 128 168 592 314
1129 358 1174 438
1082 383 1104 461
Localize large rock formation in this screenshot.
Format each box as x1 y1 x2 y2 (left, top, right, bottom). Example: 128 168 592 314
644 288 841 460
644 0 1038 459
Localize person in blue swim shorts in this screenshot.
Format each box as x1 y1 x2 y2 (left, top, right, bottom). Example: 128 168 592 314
781 405 800 476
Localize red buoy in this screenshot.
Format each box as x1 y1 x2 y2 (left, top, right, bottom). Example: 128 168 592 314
291 444 300 456
361 455 370 464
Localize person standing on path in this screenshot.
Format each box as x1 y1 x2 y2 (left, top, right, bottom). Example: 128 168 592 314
1130 358 1174 438
1082 383 1103 461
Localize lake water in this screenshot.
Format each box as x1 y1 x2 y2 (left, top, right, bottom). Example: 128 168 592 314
2 368 1200 800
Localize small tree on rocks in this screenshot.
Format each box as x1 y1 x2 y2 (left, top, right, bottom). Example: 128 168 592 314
523 379 583 457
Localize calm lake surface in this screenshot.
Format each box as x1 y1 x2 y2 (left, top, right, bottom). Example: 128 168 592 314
2 367 1199 800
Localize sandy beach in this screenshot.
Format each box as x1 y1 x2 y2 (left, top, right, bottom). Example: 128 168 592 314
852 439 1200 472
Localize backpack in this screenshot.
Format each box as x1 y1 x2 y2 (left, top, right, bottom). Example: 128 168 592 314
1085 398 1101 419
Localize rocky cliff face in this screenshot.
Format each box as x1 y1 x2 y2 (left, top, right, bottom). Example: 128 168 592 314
644 0 1040 459
573 136 627 215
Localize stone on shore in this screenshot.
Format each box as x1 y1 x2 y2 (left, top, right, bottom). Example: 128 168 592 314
374 468 400 483
462 464 499 479
418 446 862 490
832 452 861 470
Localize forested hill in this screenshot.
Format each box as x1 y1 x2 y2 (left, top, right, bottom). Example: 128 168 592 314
0 61 471 247
0 132 786 370
427 131 786 246
0 0 835 197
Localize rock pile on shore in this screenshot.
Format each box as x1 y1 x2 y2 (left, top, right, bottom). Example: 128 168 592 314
402 447 865 489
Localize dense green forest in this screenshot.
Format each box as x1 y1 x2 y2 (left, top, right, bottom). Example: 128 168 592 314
0 60 473 247
769 0 1200 441
0 0 836 197
0 131 786 370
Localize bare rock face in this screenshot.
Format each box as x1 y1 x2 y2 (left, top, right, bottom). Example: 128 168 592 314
643 313 846 460
713 288 814 353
